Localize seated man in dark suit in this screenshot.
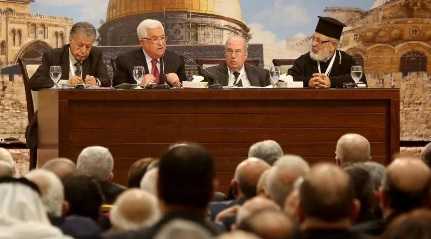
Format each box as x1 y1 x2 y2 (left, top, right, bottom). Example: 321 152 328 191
113 19 186 87
30 22 110 90
202 35 270 87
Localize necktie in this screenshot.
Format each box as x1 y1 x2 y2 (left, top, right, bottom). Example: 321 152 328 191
233 71 242 87
151 59 160 84
74 62 82 78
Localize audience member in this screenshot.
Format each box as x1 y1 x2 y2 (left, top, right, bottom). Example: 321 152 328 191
109 189 159 232
127 157 157 188
256 169 270 197
217 230 260 239
267 155 309 207
248 140 284 165
335 133 371 166
298 163 367 239
106 143 219 239
140 168 159 195
77 146 125 204
354 156 431 236
0 148 15 177
238 209 295 239
382 209 431 239
421 142 431 168
154 219 213 239
235 196 280 227
42 157 76 179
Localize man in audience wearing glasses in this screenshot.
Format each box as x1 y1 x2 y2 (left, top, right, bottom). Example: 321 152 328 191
113 19 186 88
202 35 270 88
30 22 110 89
288 16 365 88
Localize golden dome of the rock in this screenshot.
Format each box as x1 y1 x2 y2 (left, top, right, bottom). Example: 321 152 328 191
106 0 243 23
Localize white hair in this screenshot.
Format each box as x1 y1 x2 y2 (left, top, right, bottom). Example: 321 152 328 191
267 155 310 207
137 19 164 39
248 140 284 165
0 148 15 176
140 168 158 195
155 219 212 239
110 189 160 231
76 146 113 181
25 169 64 217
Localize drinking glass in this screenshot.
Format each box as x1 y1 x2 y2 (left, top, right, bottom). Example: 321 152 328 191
133 66 145 85
269 66 280 88
351 65 363 86
49 66 62 88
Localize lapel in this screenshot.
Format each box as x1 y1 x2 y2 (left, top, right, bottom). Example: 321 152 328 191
220 63 229 86
61 45 70 80
135 49 150 74
81 50 92 77
244 64 259 86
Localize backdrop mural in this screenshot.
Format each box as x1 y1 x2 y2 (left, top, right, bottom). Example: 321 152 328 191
0 0 429 154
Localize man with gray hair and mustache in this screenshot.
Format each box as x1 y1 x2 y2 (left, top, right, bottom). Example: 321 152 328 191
289 16 366 88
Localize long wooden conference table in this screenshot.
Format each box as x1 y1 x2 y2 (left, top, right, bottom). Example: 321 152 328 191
37 88 400 192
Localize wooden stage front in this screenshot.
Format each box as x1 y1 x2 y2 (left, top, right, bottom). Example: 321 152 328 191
37 88 400 192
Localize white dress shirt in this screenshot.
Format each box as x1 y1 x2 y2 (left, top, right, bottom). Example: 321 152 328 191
227 65 250 87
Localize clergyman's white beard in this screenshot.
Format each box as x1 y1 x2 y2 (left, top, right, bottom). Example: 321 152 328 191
310 50 334 62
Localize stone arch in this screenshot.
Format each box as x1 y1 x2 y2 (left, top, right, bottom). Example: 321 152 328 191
346 48 366 66
395 42 431 74
14 40 52 63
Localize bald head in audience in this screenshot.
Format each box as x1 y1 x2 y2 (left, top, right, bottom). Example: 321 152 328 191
42 157 76 179
236 196 280 226
238 209 294 239
110 189 160 231
233 157 271 200
299 163 357 226
335 133 371 166
421 142 431 168
140 168 158 195
267 155 310 207
0 147 15 177
256 169 270 197
248 140 284 165
381 156 431 217
127 157 157 188
217 231 260 239
25 169 65 217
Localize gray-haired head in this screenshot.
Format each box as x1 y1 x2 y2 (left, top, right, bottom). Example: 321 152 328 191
267 154 310 207
356 161 385 191
155 219 212 239
421 142 431 168
225 35 248 52
25 169 64 217
0 148 15 177
137 19 164 39
76 146 114 181
140 168 158 195
42 157 76 179
248 140 284 165
69 21 97 40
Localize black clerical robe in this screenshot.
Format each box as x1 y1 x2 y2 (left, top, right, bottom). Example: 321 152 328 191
288 50 366 88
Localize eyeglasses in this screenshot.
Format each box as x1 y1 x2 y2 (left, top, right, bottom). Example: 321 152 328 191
311 37 333 45
142 36 167 44
225 49 243 55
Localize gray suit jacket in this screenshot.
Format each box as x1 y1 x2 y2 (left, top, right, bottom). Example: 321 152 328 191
202 63 270 87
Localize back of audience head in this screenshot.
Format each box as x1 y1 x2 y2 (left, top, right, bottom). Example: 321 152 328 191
421 142 431 168
248 140 283 165
233 157 271 200
235 196 280 227
344 164 378 222
62 174 103 221
76 146 114 181
256 169 270 197
238 208 294 239
158 143 215 212
335 133 371 166
383 209 431 239
360 161 385 191
25 169 64 218
299 163 357 223
155 219 213 239
381 156 431 215
127 157 158 188
0 177 49 224
42 157 76 179
267 155 310 207
110 189 160 231
140 167 158 195
0 147 15 177
218 230 261 239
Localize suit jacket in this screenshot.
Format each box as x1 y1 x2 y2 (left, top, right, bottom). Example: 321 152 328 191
202 63 270 87
113 49 187 86
30 45 110 90
288 50 367 88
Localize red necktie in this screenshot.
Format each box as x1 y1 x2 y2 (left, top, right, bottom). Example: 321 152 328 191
151 59 160 84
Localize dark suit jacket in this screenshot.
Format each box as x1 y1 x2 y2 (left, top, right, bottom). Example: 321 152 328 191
30 45 110 90
113 49 187 86
202 63 270 87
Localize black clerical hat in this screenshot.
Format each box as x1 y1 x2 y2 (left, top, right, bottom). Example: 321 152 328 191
315 16 345 40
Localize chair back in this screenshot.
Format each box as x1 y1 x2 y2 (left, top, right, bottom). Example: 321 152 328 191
18 58 40 122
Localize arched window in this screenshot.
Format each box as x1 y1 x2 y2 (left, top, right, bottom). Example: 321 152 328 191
17 30 22 46
400 51 427 76
11 29 16 46
59 32 64 47
0 41 6 55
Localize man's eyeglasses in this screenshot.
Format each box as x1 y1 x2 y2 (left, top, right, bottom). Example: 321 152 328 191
142 36 167 44
225 49 243 55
